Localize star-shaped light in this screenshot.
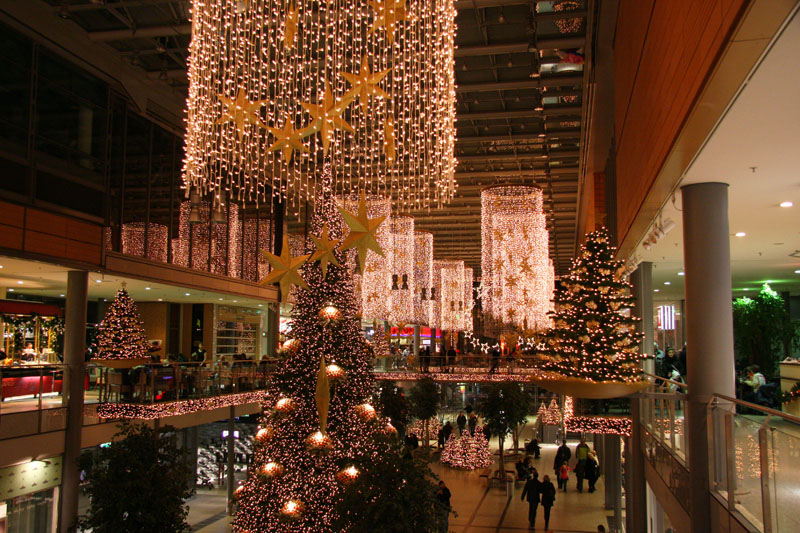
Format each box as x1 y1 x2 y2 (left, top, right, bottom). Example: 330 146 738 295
309 224 341 279
282 3 299 50
341 56 392 115
493 229 506 243
520 258 533 275
300 87 354 155
338 191 386 272
494 258 506 271
383 116 396 162
267 114 309 164
259 235 310 303
505 274 518 288
367 0 413 44
215 89 268 140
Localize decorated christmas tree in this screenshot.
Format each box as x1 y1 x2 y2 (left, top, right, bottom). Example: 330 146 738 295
440 425 492 470
371 324 391 360
93 287 150 365
541 398 561 426
234 176 439 531
533 228 647 395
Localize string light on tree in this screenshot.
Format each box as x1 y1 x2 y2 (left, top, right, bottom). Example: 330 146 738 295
182 0 457 212
93 287 150 367
440 426 492 469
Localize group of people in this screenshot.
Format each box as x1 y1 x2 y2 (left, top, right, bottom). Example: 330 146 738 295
553 438 600 493
655 344 687 389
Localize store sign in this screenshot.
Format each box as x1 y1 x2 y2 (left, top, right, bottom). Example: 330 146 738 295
657 305 676 331
388 327 440 338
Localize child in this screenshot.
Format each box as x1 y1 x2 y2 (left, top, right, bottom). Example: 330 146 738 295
558 461 571 492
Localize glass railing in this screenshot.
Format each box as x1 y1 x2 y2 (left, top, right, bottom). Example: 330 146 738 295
708 394 800 532
640 372 687 461
373 353 540 381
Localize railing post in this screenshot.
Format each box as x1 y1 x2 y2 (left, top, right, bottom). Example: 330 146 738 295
668 397 676 451
758 418 773 533
724 410 736 513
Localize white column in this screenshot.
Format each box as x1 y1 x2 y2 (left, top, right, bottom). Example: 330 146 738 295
681 182 736 533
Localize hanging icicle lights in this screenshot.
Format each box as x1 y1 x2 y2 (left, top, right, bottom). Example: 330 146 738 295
436 259 471 332
413 231 434 326
481 185 554 332
389 216 415 324
182 0 457 211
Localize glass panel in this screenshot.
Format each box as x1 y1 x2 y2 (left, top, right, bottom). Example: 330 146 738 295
732 415 764 530
0 25 31 156
6 488 54 533
769 425 800 532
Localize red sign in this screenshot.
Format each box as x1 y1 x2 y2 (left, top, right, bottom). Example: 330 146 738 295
388 327 440 338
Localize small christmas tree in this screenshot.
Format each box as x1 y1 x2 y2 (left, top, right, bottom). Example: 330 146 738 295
93 287 149 364
541 398 561 426
371 324 391 359
537 228 646 384
441 426 492 470
233 173 439 531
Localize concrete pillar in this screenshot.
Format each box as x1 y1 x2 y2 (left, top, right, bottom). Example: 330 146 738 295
681 182 736 533
627 262 651 532
603 434 622 531
58 270 88 533
413 325 420 358
226 406 236 514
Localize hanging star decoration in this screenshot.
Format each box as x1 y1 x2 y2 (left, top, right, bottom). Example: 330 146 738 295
338 192 386 272
300 86 354 155
215 89 268 140
493 229 506 243
494 258 506 271
383 116 396 162
367 0 413 44
341 55 392 115
259 235 310 303
267 114 309 163
282 2 300 50
309 223 340 279
505 274 518 288
520 258 533 275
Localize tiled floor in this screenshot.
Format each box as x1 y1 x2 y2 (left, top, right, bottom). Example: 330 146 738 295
186 432 612 532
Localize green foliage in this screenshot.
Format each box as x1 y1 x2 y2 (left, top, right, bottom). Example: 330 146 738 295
733 283 800 379
335 441 441 533
77 422 194 533
408 377 440 422
479 383 529 442
377 383 410 436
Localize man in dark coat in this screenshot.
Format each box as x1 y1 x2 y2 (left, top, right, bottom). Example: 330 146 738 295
540 474 557 531
553 440 571 478
520 471 541 527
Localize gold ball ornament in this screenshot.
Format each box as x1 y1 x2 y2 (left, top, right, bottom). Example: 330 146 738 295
274 397 297 415
282 338 301 356
234 485 246 499
280 499 305 522
325 364 347 384
305 430 334 455
259 461 285 480
336 465 361 485
383 421 398 436
255 426 275 442
354 403 377 421
319 304 343 325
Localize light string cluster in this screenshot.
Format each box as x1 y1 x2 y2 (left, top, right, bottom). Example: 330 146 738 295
97 391 268 420
440 426 493 469
481 186 554 336
93 288 150 361
182 0 457 212
413 231 434 326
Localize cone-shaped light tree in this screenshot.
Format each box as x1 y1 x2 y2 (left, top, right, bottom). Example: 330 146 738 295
234 172 438 532
538 228 646 382
94 287 150 362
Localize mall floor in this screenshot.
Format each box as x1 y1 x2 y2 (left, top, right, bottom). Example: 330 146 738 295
186 434 612 532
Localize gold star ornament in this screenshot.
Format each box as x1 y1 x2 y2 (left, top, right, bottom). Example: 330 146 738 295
260 235 311 303
267 114 309 164
282 3 300 50
300 87 354 155
309 224 341 279
338 192 386 272
341 56 392 115
215 89 268 140
367 0 413 44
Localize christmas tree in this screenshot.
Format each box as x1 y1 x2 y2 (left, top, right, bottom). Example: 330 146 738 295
371 324 391 360
94 287 149 362
537 228 646 383
440 425 492 470
234 175 438 531
541 398 561 426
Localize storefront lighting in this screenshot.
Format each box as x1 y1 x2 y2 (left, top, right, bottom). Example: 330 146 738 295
735 232 746 237
677 272 685 276
780 201 793 208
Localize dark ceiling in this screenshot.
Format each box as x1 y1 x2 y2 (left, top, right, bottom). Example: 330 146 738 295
46 0 588 275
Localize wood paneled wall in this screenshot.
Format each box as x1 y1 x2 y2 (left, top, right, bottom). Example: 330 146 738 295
137 302 169 355
614 0 749 243
0 199 103 266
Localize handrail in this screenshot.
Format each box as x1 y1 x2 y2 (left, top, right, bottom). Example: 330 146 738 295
643 370 688 390
711 393 800 426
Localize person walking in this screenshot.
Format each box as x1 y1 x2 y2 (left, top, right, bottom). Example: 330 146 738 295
436 480 452 533
553 440 571 480
585 450 599 493
575 458 585 493
558 461 571 492
446 345 457 373
443 420 453 443
456 412 467 435
520 471 542 528
468 412 478 436
575 438 590 492
540 474 556 531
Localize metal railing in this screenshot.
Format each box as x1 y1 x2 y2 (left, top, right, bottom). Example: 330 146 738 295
707 394 800 533
373 352 540 380
640 372 687 462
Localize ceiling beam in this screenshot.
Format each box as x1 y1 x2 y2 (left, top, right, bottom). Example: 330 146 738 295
455 35 585 57
58 0 180 11
456 132 579 143
88 24 192 42
457 105 581 121
454 167 577 179
453 0 536 8
456 76 582 92
456 150 579 162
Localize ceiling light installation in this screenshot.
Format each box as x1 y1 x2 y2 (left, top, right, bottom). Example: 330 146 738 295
389 216 415 325
641 217 676 251
413 231 434 327
182 0 457 212
435 260 472 332
481 186 554 334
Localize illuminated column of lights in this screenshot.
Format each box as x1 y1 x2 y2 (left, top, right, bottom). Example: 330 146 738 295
463 266 474 332
182 0 457 212
436 260 467 332
341 195 393 321
243 218 273 282
413 231 434 326
389 216 415 324
211 203 241 277
551 1 583 33
121 222 168 263
174 201 242 276
481 186 553 333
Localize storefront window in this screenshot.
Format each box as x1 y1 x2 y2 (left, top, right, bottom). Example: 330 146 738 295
3 488 55 533
653 300 685 353
215 306 261 361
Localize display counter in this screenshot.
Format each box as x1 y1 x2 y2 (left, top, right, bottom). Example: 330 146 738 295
780 361 800 417
0 365 87 401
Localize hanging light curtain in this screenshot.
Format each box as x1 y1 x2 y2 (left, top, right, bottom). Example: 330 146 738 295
463 266 474 332
182 0 457 211
481 185 553 332
414 231 434 326
389 216 415 324
435 259 467 332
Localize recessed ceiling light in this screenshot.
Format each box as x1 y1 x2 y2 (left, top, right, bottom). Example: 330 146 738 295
95 279 102 283
185 293 190 296
218 298 224 301
677 272 685 276
780 201 793 208
157 298 163 301
59 294 65 297
103 298 107 302
8 288 14 292
17 280 23 284
0 265 3 268
258 304 263 307
233 300 238 303
795 270 800 274
664 281 671 285
654 289 660 292
735 232 746 237
145 287 151 291
743 288 750 291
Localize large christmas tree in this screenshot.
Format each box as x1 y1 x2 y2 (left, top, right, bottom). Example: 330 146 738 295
537 228 646 383
94 287 150 362
234 176 438 531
